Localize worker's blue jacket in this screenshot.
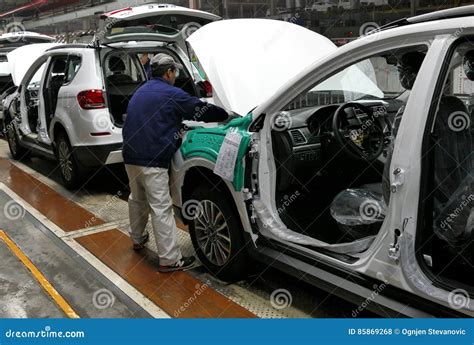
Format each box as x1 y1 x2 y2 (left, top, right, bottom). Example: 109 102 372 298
122 77 228 168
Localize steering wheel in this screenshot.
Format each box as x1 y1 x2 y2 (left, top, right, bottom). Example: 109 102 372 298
332 102 385 161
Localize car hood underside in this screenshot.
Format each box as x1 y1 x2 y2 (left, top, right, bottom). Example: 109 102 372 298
187 19 337 116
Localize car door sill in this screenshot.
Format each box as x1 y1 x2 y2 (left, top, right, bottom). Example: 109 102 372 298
21 137 55 159
252 244 467 317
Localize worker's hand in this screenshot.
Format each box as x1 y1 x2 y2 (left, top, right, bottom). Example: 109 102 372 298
219 111 240 124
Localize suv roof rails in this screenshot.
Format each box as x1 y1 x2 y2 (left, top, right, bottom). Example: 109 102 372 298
373 5 474 34
46 44 91 51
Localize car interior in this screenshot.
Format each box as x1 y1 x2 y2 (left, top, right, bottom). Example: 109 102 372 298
43 56 67 130
104 52 146 127
24 62 47 135
103 49 198 128
270 46 427 253
419 42 474 289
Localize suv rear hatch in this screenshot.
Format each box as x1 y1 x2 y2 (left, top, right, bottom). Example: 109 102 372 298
98 4 220 128
98 4 221 45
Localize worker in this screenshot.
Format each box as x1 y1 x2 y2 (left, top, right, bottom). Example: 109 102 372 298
122 53 228 272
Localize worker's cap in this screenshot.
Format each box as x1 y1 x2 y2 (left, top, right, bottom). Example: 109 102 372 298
150 53 183 70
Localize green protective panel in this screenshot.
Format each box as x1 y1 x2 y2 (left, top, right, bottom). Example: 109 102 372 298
180 114 253 191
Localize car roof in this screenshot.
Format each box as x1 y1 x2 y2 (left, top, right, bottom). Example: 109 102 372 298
377 4 474 32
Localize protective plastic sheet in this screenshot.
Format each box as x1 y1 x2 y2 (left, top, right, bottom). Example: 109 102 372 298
434 174 474 245
330 187 387 226
253 199 375 255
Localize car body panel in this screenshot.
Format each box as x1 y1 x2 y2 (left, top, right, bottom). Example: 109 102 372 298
172 14 474 317
7 43 62 86
180 114 253 190
187 19 337 116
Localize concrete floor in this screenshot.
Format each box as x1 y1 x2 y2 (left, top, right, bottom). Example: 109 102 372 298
0 140 376 318
0 190 151 318
0 240 64 318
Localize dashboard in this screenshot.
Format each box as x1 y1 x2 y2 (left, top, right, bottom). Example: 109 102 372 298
271 100 403 188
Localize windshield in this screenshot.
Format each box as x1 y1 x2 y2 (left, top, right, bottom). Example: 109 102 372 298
286 55 406 111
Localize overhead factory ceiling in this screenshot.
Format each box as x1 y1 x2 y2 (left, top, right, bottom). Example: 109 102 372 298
0 0 92 19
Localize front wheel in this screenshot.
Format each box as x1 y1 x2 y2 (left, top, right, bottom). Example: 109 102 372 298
55 132 84 190
188 183 251 282
5 116 29 160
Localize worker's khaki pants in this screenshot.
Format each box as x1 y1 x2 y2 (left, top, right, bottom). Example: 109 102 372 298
125 164 182 266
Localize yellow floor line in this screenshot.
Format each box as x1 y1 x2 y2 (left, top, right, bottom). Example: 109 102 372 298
0 230 80 318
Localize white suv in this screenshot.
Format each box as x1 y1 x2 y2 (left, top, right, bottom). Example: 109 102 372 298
171 9 474 317
3 4 219 189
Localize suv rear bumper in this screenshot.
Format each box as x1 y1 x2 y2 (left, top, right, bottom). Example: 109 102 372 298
72 143 123 167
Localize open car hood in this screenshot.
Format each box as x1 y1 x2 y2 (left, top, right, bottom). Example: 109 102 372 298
99 4 220 44
187 19 337 115
8 43 61 86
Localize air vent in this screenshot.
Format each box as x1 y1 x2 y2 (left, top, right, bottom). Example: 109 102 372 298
289 129 307 145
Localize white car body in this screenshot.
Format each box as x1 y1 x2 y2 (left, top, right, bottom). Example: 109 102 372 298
171 8 474 317
3 4 220 188
0 32 54 120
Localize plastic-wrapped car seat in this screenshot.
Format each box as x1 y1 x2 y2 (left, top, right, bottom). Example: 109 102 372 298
330 183 387 239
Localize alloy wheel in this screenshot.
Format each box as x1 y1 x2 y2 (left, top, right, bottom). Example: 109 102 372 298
58 141 73 182
194 200 232 266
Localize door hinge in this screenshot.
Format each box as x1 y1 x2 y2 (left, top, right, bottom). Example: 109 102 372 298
388 218 409 263
390 167 405 193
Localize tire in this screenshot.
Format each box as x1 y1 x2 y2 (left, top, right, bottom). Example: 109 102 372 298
55 132 84 190
4 116 29 160
187 182 251 282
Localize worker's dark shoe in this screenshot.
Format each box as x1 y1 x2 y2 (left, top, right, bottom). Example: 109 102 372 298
158 256 196 273
132 232 149 251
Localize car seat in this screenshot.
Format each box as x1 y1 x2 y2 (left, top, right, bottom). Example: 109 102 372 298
106 56 134 84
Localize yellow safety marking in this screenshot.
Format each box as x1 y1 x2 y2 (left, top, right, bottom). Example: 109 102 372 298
0 230 80 318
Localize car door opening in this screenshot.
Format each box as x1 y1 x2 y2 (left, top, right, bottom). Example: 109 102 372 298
260 46 428 256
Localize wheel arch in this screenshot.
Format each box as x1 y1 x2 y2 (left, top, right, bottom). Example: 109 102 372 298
51 121 68 146
174 157 255 240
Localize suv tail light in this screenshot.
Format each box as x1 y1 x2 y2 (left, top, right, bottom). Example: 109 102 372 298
77 90 106 109
203 80 213 97
199 80 213 98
